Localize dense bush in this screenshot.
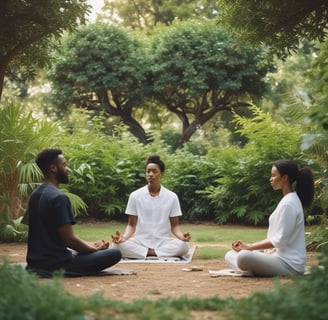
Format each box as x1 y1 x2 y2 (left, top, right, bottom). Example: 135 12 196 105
164 149 218 220
0 217 27 243
61 119 149 219
203 106 309 224
2 104 322 226
60 107 319 224
61 117 218 220
0 263 87 319
0 103 59 242
306 219 328 251
0 103 58 221
0 104 89 241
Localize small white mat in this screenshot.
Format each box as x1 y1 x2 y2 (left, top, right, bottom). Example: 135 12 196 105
119 245 196 264
98 267 137 276
208 268 249 277
209 265 315 277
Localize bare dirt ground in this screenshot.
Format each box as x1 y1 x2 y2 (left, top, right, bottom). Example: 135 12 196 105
0 242 319 302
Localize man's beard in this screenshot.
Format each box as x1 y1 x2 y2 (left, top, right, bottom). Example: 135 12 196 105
56 170 69 184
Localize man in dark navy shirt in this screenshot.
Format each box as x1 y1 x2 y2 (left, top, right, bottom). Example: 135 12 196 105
26 148 121 277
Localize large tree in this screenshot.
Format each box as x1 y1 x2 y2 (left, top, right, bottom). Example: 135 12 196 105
100 0 218 29
217 0 328 56
0 0 90 100
50 23 150 144
150 20 273 147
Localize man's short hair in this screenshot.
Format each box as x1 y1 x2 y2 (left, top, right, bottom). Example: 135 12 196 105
36 148 62 174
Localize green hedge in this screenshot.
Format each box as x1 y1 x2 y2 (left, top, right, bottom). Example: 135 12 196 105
203 106 306 224
61 107 314 224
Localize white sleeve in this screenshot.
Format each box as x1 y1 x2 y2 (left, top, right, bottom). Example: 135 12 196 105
169 193 182 217
125 193 138 216
269 203 297 249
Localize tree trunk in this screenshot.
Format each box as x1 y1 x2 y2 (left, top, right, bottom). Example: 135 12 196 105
178 122 199 148
177 105 224 148
0 62 6 100
0 171 24 221
121 113 150 144
176 100 252 148
99 92 150 144
0 52 15 101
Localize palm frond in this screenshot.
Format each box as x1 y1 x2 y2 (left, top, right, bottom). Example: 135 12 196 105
60 189 88 217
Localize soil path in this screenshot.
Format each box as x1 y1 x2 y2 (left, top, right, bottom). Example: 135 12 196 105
0 242 318 302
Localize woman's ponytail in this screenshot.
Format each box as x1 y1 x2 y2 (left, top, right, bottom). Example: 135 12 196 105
296 167 314 208
273 159 314 208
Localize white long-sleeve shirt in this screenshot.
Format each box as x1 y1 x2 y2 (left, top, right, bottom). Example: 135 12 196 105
267 192 306 273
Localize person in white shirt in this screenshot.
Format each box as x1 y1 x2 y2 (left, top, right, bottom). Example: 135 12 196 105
111 154 191 259
225 159 314 276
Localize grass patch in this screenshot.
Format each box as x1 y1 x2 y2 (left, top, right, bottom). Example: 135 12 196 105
195 247 228 259
74 222 318 259
74 222 267 260
74 222 124 241
185 224 267 243
74 223 267 244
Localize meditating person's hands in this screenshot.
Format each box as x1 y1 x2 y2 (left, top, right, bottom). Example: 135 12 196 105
111 230 126 244
93 240 110 250
231 240 250 252
180 232 191 242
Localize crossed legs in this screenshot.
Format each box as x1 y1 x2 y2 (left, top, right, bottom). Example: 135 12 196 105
225 250 299 277
113 238 189 259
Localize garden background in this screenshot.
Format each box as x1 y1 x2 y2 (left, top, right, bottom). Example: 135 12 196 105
1 1 328 319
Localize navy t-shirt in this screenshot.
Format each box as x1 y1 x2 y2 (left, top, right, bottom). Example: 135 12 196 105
26 184 76 271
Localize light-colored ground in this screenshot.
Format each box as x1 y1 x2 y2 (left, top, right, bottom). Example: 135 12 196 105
0 242 319 302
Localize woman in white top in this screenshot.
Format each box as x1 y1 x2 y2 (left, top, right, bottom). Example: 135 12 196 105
225 159 314 276
111 155 191 259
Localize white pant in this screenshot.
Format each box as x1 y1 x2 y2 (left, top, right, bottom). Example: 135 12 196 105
113 237 189 259
225 250 299 277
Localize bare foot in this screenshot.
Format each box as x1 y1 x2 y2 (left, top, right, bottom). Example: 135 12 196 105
147 248 157 256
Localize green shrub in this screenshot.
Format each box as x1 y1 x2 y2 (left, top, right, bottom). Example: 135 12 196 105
306 221 328 251
0 103 59 222
61 119 172 219
0 216 27 242
61 116 215 220
58 106 322 225
164 149 218 220
0 262 230 320
0 263 87 320
203 106 309 224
